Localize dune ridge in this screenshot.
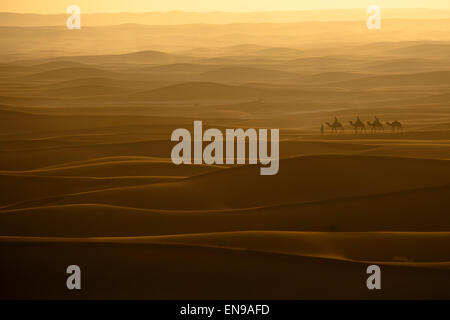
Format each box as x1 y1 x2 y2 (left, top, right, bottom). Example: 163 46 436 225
2 231 450 270
1 181 450 237
10 155 448 210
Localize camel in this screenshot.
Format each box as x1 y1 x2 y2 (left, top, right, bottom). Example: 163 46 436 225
367 117 384 132
367 121 384 132
349 118 366 133
326 121 344 132
386 120 403 131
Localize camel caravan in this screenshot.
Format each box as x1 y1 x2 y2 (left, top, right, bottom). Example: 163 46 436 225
322 117 402 133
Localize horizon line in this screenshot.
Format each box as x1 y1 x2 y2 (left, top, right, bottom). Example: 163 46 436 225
1 7 449 15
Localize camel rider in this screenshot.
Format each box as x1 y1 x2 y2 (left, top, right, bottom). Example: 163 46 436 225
373 116 381 126
356 116 362 125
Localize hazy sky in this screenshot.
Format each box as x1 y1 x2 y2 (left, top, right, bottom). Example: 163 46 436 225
1 0 449 13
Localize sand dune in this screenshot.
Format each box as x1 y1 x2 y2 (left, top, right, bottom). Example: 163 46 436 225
32 60 93 70
14 50 191 66
141 63 218 73
3 231 449 264
72 50 191 64
0 137 382 170
1 234 450 299
196 67 299 82
0 174 170 208
22 155 450 210
254 47 303 56
333 71 450 89
407 92 450 105
297 72 370 84
21 67 118 81
0 138 177 170
0 63 36 74
286 56 358 67
8 159 222 177
34 155 169 169
359 143 450 160
364 58 449 73
43 85 130 97
129 81 266 101
1 181 450 236
0 107 195 137
31 77 166 92
388 44 450 59
0 95 62 107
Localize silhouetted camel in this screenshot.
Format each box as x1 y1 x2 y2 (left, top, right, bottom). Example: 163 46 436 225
349 118 366 133
326 121 344 132
386 121 403 131
367 120 384 132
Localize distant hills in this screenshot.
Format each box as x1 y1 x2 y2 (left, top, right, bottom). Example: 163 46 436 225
196 67 299 82
1 9 450 26
333 71 450 89
14 50 193 67
129 82 265 101
2 20 450 61
44 85 130 97
388 44 450 59
48 51 188 65
21 67 117 81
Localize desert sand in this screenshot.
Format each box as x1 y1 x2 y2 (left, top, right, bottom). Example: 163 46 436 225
0 9 450 299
